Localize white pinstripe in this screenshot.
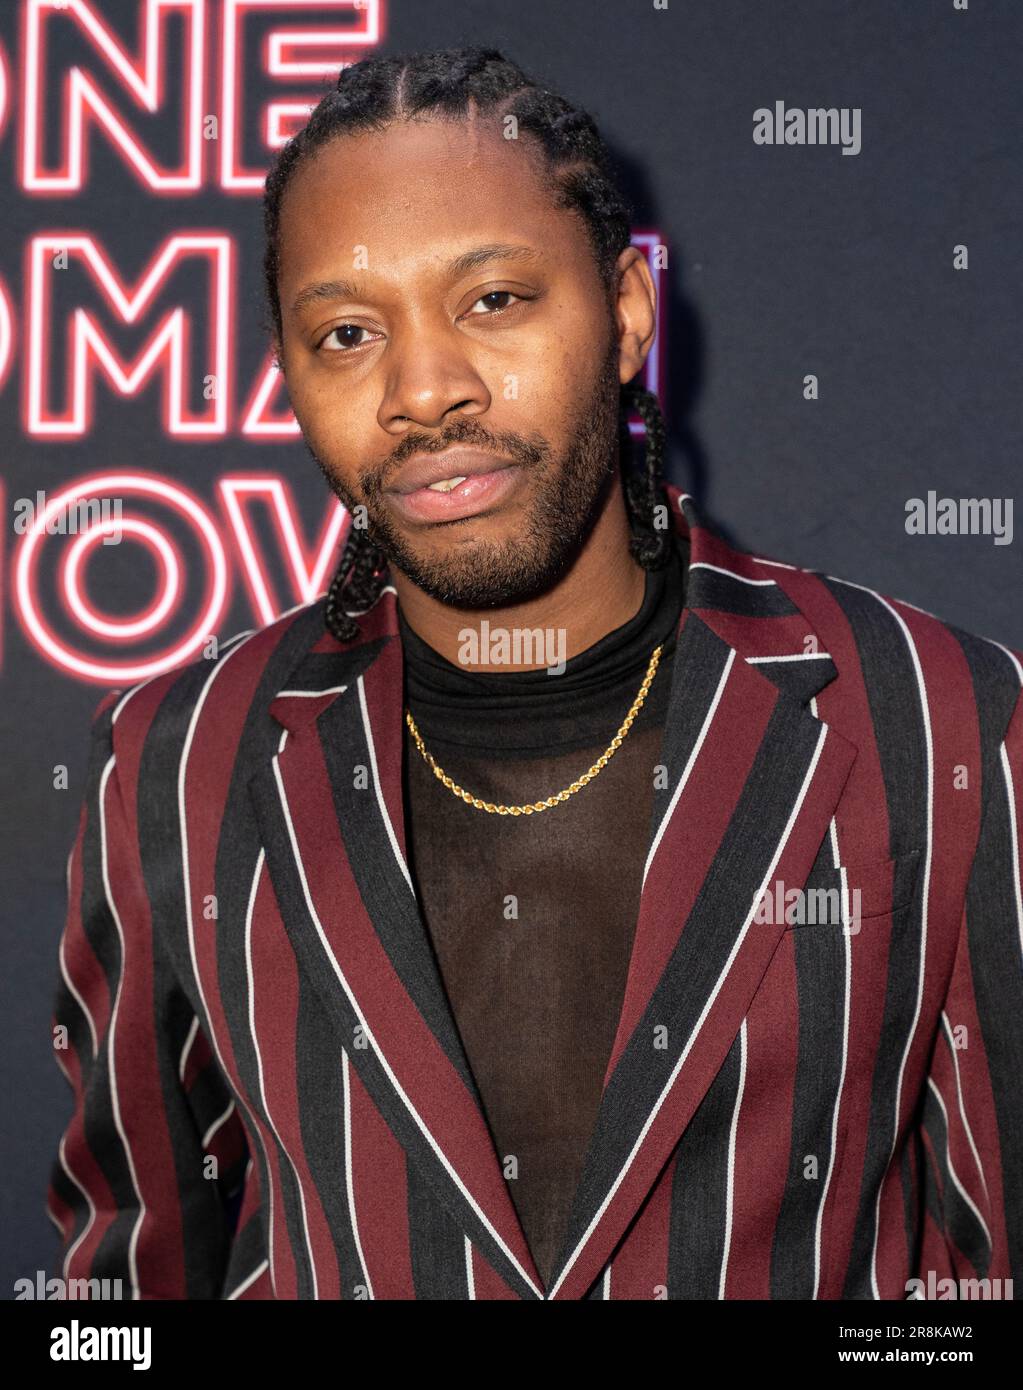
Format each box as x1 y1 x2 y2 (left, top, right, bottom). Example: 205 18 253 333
939 1011 989 1205
718 1018 748 1298
341 1047 373 1299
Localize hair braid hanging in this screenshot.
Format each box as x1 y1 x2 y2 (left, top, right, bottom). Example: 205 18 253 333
620 381 673 574
323 517 390 644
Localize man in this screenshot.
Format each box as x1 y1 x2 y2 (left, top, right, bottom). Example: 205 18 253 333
48 46 1022 1301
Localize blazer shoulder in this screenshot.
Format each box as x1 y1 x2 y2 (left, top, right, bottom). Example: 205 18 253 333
97 596 330 767
756 548 1023 736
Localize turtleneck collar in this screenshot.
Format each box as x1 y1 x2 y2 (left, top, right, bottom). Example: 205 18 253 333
396 532 688 756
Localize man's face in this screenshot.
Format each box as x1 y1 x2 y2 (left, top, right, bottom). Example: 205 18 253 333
274 115 626 608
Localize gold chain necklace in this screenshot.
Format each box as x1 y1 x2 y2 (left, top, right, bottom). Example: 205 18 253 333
404 642 663 816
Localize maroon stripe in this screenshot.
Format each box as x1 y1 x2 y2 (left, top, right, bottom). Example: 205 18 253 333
249 865 339 1298
607 1152 676 1299
97 707 189 1293
918 1202 956 1285
348 1053 417 1298
361 642 410 859
468 1246 521 1299
248 868 298 1299
729 937 800 1297
236 1269 274 1299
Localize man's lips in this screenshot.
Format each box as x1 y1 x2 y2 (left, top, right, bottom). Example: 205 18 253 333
386 466 523 524
384 448 524 523
387 448 518 494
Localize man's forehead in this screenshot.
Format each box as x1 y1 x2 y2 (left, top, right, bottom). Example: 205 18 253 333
304 113 523 167
282 117 557 235
279 126 576 305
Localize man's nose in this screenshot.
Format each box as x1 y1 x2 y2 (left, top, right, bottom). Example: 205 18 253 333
376 327 492 433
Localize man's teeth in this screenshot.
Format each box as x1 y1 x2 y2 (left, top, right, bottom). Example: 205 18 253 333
425 475 468 492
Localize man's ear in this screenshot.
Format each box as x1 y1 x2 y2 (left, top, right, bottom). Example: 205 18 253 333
613 247 657 385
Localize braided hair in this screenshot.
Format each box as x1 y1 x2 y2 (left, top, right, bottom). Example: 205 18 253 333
260 46 672 644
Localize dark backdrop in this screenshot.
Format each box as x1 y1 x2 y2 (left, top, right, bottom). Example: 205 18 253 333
3 0 1020 1294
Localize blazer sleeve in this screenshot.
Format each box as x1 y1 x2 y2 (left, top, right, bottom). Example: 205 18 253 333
917 680 1023 1293
46 690 253 1299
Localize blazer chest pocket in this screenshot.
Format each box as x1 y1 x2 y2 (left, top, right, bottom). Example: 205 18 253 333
784 847 924 931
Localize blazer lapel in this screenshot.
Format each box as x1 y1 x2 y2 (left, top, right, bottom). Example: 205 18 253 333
543 489 858 1299
248 585 546 1300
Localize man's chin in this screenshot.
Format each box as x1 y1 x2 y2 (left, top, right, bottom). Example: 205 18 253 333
373 462 615 609
382 534 578 610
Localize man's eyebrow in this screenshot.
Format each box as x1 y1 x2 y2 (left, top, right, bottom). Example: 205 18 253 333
446 242 543 277
291 278 361 317
290 244 543 317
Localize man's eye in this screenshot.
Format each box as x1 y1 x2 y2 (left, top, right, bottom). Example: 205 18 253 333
466 290 522 316
319 324 372 352
317 294 524 351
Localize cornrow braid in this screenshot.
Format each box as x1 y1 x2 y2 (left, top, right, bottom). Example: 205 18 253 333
260 45 671 644
261 46 634 357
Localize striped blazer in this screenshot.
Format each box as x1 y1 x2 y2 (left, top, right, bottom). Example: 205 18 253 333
47 482 1023 1301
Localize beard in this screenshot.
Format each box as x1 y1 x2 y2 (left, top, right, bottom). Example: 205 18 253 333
304 335 624 610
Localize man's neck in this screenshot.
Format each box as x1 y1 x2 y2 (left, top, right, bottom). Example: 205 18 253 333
391 472 647 672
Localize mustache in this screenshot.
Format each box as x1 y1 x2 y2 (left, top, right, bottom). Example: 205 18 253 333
364 418 551 499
